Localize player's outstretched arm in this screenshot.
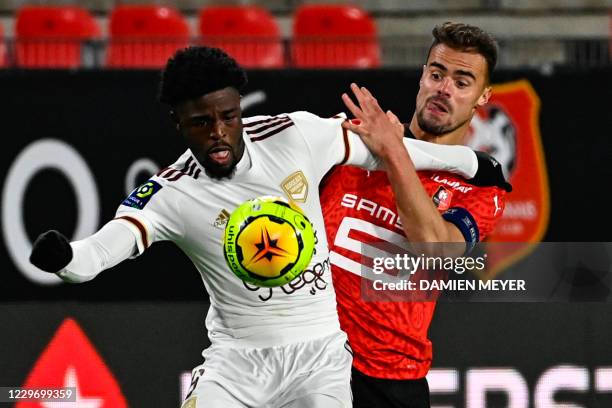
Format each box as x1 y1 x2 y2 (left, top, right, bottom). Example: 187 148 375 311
340 83 475 180
341 83 468 254
340 83 511 191
29 221 138 283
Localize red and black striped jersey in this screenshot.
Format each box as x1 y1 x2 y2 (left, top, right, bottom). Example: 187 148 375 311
321 165 506 379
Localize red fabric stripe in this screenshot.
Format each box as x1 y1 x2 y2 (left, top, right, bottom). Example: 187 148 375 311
245 117 291 135
181 156 193 172
340 126 351 165
161 168 177 179
156 166 170 176
249 122 294 142
243 115 288 128
167 171 186 182
115 216 149 249
187 162 197 177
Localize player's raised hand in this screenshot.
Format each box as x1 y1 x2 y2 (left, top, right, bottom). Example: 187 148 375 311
341 83 404 158
29 230 73 273
385 110 403 140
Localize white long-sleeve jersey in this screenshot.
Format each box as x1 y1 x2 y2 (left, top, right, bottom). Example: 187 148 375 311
58 111 477 348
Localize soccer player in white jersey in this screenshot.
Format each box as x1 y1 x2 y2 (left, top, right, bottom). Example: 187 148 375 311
30 47 497 408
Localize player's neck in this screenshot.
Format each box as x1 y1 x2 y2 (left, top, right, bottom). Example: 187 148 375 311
408 115 467 146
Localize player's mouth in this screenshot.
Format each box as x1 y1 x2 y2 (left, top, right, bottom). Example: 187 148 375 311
426 99 450 115
208 146 233 166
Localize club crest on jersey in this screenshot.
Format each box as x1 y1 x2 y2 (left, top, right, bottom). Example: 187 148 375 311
214 209 231 229
432 186 452 211
281 171 308 202
122 180 162 209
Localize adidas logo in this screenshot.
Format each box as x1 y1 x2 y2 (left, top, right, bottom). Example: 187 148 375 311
214 209 231 229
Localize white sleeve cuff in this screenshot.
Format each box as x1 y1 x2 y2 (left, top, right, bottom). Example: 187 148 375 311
57 221 138 283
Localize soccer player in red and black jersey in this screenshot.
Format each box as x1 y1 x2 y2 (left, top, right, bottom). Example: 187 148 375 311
321 23 511 407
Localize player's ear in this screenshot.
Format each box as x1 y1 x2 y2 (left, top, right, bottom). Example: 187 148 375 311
477 86 492 107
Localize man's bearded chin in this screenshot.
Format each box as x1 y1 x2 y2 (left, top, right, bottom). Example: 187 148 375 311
417 108 469 136
190 151 238 180
203 158 238 180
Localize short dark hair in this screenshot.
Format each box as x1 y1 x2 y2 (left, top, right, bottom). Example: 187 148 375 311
427 22 498 82
159 46 248 107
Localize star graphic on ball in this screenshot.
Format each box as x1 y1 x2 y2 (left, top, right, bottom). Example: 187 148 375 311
252 225 290 262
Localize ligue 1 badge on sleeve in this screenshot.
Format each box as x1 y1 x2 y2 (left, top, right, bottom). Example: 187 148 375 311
122 180 162 209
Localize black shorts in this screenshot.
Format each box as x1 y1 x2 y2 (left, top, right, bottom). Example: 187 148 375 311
351 367 430 408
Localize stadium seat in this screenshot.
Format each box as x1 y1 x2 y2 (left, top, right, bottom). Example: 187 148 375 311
108 5 190 68
0 23 6 67
292 4 381 68
199 6 284 68
15 6 100 68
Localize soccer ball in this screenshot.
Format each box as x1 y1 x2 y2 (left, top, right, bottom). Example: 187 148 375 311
223 196 316 287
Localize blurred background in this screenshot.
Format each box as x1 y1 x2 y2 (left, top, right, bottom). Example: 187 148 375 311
1 1 612 407
0 0 610 69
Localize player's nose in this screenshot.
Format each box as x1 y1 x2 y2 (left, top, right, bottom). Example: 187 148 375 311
436 77 452 97
210 120 227 140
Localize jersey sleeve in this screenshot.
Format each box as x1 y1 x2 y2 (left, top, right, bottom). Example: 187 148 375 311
288 111 478 180
113 176 184 257
58 221 138 283
403 138 477 179
442 186 506 250
288 111 379 177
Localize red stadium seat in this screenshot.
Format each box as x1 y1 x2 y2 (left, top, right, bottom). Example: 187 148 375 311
292 4 380 68
199 6 284 68
108 5 190 68
15 6 100 68
0 23 6 67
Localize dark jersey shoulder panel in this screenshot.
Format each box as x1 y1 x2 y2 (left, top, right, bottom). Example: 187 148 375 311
469 151 512 192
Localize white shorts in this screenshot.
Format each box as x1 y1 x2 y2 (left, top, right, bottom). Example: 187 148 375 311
181 331 353 408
